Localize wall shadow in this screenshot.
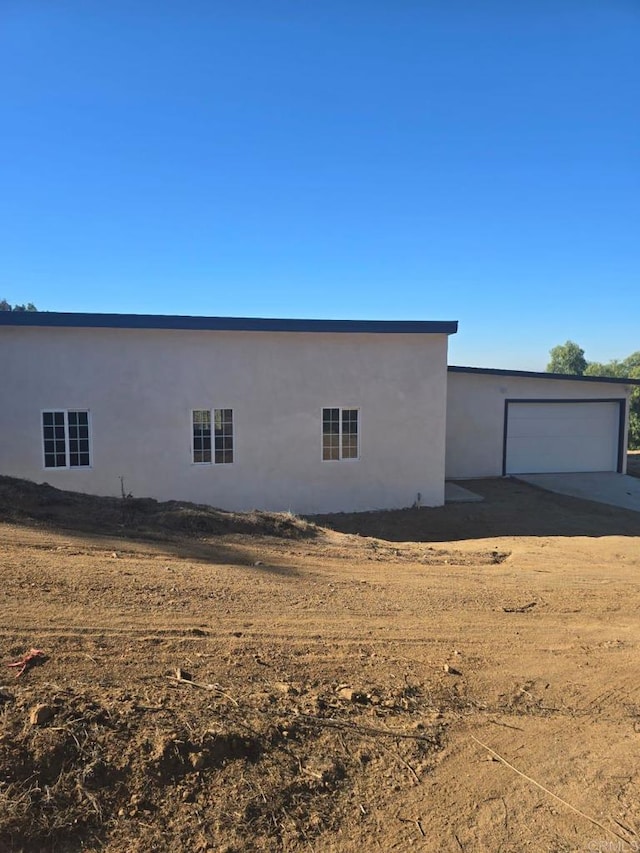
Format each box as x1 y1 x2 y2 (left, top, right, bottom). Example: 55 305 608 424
2 475 639 555
311 478 640 543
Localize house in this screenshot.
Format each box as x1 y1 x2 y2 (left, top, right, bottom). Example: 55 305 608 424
0 313 455 514
0 312 636 514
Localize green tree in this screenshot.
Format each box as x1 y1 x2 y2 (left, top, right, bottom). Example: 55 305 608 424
547 344 639 449
621 352 640 372
585 353 640 450
546 340 587 375
0 299 37 311
627 379 640 450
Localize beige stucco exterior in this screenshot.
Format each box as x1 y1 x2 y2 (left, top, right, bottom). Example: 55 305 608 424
0 326 450 513
445 369 632 479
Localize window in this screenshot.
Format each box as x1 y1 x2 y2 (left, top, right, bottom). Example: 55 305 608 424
42 410 91 468
322 407 359 460
192 409 233 464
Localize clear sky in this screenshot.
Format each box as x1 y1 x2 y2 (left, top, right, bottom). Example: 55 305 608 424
1 0 638 369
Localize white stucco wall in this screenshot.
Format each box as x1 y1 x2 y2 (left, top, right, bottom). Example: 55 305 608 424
445 370 631 479
0 327 450 513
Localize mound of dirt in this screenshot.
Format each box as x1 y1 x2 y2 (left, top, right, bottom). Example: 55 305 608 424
0 476 317 541
0 670 444 852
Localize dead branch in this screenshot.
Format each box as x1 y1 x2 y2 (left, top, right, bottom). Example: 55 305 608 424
612 818 637 838
503 602 536 613
377 741 420 785
470 735 632 846
397 812 426 836
487 718 525 732
167 675 238 706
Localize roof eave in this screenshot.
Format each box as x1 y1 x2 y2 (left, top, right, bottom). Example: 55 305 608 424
0 312 458 335
449 365 640 386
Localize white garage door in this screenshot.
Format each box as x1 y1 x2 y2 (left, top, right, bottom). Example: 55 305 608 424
505 401 620 474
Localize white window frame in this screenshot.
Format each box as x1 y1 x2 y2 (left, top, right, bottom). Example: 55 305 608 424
321 406 360 461
41 409 92 470
191 408 234 465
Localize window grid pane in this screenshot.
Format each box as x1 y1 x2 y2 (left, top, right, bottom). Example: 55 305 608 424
68 410 90 467
43 411 67 467
214 409 233 464
322 408 340 434
192 410 212 463
322 435 340 460
341 409 358 458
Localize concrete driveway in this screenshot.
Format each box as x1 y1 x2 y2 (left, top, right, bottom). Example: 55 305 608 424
515 472 640 513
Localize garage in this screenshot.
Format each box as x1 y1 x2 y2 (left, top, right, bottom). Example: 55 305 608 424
446 367 636 480
503 399 624 475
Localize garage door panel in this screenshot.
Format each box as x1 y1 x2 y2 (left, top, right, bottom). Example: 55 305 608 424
507 435 613 474
505 402 620 474
509 414 602 440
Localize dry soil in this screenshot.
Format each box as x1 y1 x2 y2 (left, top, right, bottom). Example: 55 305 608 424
1 464 640 852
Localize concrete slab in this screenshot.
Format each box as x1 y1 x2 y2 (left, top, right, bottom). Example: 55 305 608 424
445 482 484 503
514 472 640 513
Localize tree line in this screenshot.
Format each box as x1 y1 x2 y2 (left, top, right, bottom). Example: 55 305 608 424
547 341 640 449
0 299 38 312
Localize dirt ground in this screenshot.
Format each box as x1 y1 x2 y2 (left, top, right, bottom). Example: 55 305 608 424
1 462 640 853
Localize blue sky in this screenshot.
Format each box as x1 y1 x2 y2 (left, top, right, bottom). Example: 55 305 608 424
1 0 638 369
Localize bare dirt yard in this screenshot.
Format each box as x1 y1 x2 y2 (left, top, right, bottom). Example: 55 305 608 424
1 463 640 853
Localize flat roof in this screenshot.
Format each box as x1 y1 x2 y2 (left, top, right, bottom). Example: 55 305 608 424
449 365 640 386
0 312 458 335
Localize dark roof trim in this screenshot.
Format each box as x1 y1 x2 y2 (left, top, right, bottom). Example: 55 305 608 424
449 365 640 386
0 312 458 335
